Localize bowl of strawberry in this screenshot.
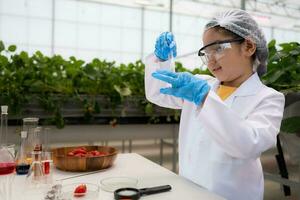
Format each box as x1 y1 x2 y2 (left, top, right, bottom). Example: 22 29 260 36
52 146 118 172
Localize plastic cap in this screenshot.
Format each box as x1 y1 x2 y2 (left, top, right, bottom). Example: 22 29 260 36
1 105 8 114
21 131 27 138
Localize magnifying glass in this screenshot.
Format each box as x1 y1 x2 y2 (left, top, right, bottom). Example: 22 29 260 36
114 185 172 200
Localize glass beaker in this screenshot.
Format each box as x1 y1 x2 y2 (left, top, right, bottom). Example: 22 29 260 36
22 118 39 155
0 145 16 200
22 117 39 132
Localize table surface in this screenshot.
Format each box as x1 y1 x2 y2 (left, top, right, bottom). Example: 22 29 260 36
12 153 225 200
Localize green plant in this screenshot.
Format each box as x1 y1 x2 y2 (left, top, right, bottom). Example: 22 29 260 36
262 40 300 92
1 41 210 128
262 40 300 134
1 40 298 132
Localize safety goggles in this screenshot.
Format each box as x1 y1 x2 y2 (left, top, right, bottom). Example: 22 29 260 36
198 38 245 65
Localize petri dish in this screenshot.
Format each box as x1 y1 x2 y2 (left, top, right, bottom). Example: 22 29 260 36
100 177 138 192
59 183 100 200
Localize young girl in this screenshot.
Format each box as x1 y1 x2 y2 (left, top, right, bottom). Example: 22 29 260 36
144 9 285 200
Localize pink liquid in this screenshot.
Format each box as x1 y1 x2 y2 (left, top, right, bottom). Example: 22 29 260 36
0 162 16 175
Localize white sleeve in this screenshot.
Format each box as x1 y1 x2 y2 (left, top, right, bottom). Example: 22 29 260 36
197 90 285 159
144 53 183 109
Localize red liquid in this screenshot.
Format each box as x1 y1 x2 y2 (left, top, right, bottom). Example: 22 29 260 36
0 162 16 175
43 161 50 175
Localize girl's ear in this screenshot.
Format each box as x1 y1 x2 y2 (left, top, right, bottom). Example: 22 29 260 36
242 39 256 57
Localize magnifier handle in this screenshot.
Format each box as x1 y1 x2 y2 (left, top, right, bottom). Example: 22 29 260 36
140 185 171 196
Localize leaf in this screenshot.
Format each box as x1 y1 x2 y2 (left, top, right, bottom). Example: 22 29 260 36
0 41 5 52
19 51 29 62
268 39 276 48
281 117 300 133
266 70 285 84
8 45 16 52
290 49 300 56
145 103 153 115
114 85 132 96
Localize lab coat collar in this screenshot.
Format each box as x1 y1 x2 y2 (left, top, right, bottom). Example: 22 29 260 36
212 72 263 97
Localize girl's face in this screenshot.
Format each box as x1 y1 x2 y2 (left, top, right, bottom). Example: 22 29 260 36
202 28 255 87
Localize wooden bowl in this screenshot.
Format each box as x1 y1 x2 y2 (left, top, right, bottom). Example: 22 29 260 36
52 146 118 172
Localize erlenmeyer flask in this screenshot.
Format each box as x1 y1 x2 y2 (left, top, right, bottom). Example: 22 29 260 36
15 131 30 175
0 145 16 200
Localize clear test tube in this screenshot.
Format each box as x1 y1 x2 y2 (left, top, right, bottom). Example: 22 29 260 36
41 151 53 184
33 127 42 152
43 127 50 152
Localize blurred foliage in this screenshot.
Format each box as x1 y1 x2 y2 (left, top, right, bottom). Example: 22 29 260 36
261 40 300 134
0 41 207 128
0 40 299 133
262 40 300 92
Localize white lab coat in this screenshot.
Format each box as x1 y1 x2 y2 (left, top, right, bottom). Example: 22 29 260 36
144 54 285 200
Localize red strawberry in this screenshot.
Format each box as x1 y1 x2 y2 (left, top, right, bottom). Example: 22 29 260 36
74 184 87 197
67 152 74 156
73 148 87 155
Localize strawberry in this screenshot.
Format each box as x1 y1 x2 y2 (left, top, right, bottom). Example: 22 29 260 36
73 148 87 155
74 184 87 197
67 152 74 156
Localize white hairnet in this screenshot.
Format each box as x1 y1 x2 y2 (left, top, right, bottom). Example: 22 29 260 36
204 9 268 76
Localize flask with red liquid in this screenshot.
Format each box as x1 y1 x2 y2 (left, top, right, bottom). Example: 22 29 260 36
0 146 16 200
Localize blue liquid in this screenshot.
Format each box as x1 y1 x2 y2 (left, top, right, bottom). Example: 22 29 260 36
16 163 30 175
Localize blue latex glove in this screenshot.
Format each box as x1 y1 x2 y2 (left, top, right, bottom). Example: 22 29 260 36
152 70 210 105
154 32 177 61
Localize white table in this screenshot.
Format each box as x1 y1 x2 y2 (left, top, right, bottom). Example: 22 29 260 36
12 153 225 200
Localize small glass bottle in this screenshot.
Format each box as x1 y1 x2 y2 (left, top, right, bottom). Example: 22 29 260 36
15 131 30 175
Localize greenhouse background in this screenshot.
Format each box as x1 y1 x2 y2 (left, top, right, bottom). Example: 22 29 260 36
1 0 300 69
0 0 300 200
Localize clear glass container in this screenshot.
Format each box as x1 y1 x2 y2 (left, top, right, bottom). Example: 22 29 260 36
0 105 8 145
0 145 16 200
22 117 39 132
0 106 15 157
41 151 54 184
15 131 30 175
22 118 39 155
26 151 45 186
32 127 43 152
43 127 51 152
